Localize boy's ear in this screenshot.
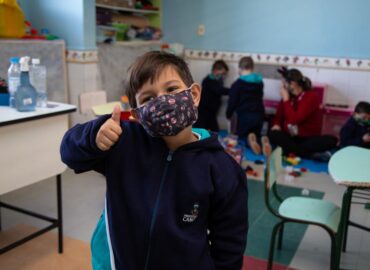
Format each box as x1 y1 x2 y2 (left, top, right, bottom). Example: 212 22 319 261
191 83 201 107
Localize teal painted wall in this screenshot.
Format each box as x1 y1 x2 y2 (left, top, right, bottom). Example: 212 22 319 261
162 0 370 58
18 0 96 50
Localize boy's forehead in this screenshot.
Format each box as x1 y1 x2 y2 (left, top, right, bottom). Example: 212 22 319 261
140 66 185 90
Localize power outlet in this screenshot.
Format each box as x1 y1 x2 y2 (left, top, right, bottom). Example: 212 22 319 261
198 24 205 36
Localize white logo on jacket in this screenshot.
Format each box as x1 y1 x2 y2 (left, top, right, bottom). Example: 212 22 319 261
182 202 199 223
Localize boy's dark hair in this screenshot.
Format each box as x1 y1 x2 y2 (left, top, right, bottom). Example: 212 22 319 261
278 67 312 91
212 60 229 72
355 101 370 114
239 56 254 70
126 51 194 108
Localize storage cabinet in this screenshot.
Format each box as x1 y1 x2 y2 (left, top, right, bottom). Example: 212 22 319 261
95 0 161 44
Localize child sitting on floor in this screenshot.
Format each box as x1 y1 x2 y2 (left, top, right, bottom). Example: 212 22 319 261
340 101 370 149
226 56 269 154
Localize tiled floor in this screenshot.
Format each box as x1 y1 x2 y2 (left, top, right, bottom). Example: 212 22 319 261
1 168 370 269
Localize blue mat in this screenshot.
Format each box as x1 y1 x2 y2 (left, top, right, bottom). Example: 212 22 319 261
218 131 329 173
244 148 329 173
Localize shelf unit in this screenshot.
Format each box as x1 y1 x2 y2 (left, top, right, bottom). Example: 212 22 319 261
95 0 161 44
96 3 160 15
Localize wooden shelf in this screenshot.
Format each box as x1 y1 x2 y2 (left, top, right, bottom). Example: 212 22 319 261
96 3 160 14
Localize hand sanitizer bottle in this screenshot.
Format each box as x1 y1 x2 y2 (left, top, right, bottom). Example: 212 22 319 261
7 57 20 108
15 56 37 112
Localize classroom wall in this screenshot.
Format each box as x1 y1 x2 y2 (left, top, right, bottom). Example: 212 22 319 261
18 0 96 51
163 0 370 59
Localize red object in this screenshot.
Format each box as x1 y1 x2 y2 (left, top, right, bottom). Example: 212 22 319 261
120 111 132 121
242 255 296 270
273 91 322 137
321 106 353 137
288 153 296 158
300 167 308 172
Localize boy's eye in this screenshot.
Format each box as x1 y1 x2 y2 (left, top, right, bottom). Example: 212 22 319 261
141 96 154 104
167 86 179 92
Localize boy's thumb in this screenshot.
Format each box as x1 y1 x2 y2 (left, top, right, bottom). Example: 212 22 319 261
111 105 121 123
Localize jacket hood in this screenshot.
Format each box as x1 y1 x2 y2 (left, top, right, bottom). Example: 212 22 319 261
239 73 263 83
176 132 224 152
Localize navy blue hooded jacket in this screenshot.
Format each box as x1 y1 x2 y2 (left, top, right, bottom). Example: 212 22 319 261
60 115 248 270
340 117 370 148
226 75 264 119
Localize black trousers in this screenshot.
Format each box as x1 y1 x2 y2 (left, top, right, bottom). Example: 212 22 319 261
269 130 338 158
194 109 220 131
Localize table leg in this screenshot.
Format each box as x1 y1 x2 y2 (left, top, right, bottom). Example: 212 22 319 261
341 187 353 253
57 174 63 253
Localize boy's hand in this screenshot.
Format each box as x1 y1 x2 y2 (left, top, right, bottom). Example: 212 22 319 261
96 105 123 151
363 133 370 143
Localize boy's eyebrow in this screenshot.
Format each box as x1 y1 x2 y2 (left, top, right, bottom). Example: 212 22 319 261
137 80 183 99
163 80 182 86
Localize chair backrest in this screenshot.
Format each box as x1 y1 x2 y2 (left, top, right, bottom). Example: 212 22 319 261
265 147 283 189
79 91 107 114
264 147 284 214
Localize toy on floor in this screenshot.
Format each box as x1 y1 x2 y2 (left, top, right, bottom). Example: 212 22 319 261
283 153 301 165
246 165 259 177
254 159 264 165
219 135 243 164
284 166 309 183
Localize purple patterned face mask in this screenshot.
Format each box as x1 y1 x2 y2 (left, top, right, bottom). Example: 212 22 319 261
133 87 198 137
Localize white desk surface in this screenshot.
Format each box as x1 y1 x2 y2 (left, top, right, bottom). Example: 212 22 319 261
0 102 76 126
328 146 370 187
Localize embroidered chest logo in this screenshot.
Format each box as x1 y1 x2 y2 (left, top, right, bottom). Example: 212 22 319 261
182 202 199 223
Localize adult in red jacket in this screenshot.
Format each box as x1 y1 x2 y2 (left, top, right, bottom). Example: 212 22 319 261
269 68 337 159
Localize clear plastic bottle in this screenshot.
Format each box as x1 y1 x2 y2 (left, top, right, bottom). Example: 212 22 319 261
30 58 47 107
14 56 37 112
7 57 20 108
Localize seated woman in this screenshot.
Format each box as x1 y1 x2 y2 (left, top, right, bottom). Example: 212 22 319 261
268 68 337 161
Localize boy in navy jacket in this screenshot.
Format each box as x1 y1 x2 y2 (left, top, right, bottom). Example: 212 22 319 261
61 51 248 270
194 60 229 131
340 101 370 149
226 57 265 144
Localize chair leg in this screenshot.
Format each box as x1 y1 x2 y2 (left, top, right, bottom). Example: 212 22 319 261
277 223 284 250
329 232 339 270
268 221 283 270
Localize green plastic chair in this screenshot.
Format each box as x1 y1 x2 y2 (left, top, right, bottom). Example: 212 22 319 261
265 147 346 270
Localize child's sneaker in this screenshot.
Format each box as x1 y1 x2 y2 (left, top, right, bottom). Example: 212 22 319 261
261 136 272 157
248 133 261 154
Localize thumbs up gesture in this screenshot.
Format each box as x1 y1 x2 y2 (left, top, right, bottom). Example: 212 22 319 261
96 105 123 151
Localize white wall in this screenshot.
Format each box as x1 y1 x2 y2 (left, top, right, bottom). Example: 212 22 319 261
186 57 370 130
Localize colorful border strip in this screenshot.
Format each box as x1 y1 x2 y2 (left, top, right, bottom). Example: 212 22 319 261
66 50 98 63
184 49 370 71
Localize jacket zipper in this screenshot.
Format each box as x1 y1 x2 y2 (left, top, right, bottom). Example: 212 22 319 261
144 150 173 270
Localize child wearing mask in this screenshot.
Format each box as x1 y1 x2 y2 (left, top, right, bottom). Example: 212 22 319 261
60 51 248 270
340 101 370 149
194 60 229 131
226 56 267 154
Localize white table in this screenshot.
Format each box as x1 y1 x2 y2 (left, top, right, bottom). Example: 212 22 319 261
0 102 76 254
